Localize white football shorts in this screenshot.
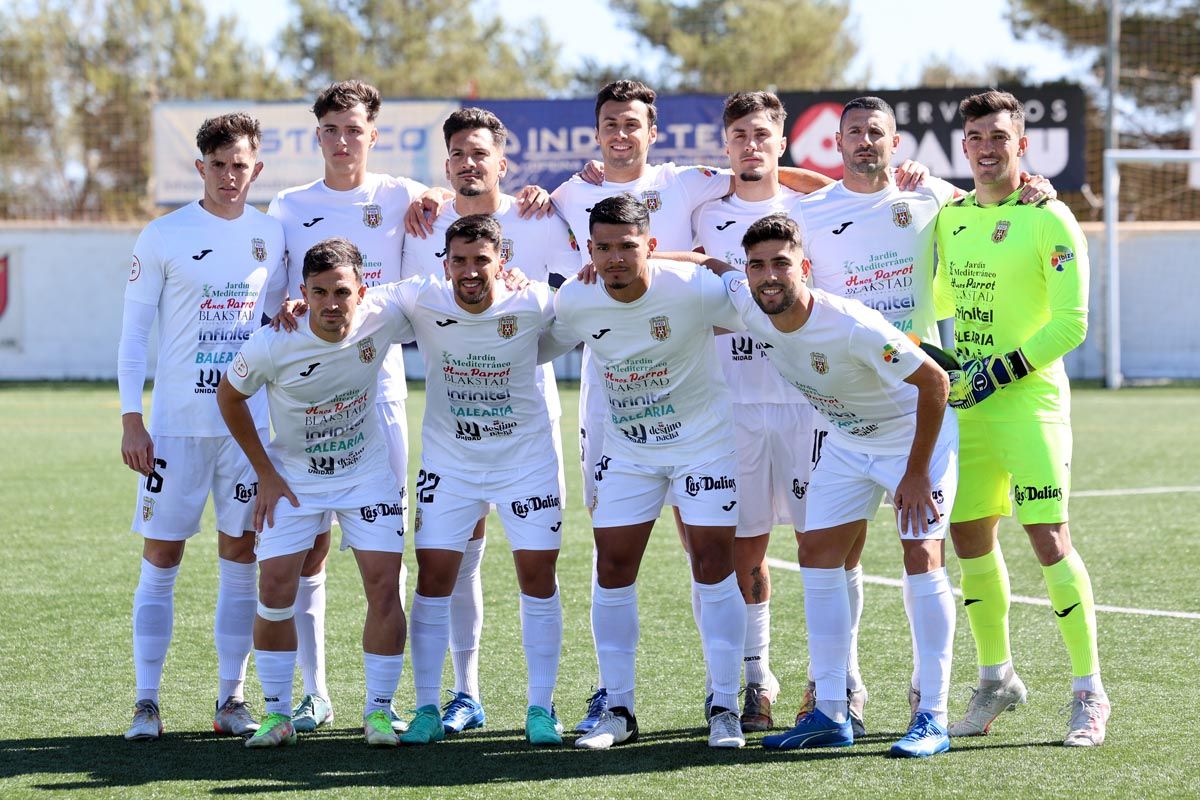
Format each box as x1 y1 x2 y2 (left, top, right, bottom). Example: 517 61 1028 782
255 476 407 562
732 402 815 537
592 451 739 529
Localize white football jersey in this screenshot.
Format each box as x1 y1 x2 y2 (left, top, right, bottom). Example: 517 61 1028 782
723 274 925 456
550 260 742 465
551 162 732 266
386 276 556 474
125 201 285 437
693 189 809 405
796 178 956 345
400 193 578 418
227 291 413 492
269 172 427 402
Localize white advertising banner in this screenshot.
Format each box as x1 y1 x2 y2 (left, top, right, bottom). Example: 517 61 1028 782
152 100 458 205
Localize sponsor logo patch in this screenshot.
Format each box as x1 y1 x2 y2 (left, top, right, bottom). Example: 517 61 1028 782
1050 244 1075 272
883 343 902 364
1013 484 1064 505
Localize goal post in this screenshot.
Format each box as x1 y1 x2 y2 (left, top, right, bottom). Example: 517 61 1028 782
1101 148 1200 389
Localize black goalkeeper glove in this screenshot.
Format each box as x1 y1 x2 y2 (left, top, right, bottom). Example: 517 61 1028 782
948 349 1033 409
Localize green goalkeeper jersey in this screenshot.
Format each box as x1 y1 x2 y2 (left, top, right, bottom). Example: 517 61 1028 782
933 188 1089 423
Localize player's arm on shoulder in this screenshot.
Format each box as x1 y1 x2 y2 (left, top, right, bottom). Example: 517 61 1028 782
698 264 746 331
404 186 455 238
779 166 835 195
893 160 930 190
895 354 950 536
1018 171 1056 205
514 184 552 218
1020 205 1089 368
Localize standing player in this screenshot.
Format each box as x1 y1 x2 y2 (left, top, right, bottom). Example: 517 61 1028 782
933 90 1108 746
551 79 831 731
118 113 284 740
395 215 566 747
691 91 814 732
711 213 959 757
400 108 576 734
548 194 749 750
793 96 1053 732
268 80 428 732
218 238 412 748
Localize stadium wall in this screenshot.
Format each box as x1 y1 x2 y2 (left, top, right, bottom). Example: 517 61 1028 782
0 222 1192 382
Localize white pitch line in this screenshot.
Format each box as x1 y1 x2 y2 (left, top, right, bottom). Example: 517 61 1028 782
765 557 1200 621
1073 485 1200 498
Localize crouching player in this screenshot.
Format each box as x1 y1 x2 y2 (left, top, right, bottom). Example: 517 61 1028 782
217 238 412 748
396 215 566 747
706 214 959 757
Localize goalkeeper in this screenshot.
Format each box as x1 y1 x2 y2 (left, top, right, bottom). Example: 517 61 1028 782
933 90 1108 747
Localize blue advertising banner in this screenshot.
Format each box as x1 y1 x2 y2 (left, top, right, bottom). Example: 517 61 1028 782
474 94 728 193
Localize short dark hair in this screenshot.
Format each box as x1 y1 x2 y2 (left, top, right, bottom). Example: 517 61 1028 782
723 91 786 130
959 89 1025 134
595 79 657 128
742 213 804 254
444 214 503 256
195 113 261 156
588 193 650 234
312 80 382 121
443 107 507 150
302 237 364 283
839 96 896 128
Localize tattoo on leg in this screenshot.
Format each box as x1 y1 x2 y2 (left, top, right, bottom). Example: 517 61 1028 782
750 567 765 604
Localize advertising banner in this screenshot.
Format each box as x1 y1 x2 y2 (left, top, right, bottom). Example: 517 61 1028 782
152 100 458 205
475 94 727 193
777 85 1088 189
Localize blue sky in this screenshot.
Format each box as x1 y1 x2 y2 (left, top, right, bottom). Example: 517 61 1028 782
204 0 1080 90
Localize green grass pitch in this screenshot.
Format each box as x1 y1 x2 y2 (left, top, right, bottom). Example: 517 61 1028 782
0 383 1197 798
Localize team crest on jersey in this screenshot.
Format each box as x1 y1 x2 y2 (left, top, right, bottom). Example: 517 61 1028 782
252 238 267 262
497 314 518 339
358 336 377 364
649 315 671 341
641 190 662 212
363 203 383 229
141 496 155 522
891 202 912 228
128 255 141 282
883 343 902 364
810 352 828 374
992 220 1011 243
500 238 514 264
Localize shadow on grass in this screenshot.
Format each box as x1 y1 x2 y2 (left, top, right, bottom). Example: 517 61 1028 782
1 724 898 792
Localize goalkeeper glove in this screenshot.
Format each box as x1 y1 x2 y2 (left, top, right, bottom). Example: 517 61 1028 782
948 349 1033 409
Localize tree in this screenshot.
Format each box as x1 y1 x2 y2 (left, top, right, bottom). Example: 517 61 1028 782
606 0 858 93
281 0 568 99
0 0 292 220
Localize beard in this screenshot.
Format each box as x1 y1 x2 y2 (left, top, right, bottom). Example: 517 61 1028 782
454 277 490 305
738 170 764 182
752 281 798 315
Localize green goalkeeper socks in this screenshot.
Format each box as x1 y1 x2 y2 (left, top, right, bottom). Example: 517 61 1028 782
1042 549 1101 678
959 547 1012 668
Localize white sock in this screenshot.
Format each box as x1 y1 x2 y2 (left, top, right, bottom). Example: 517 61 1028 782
520 590 562 710
592 581 638 713
845 564 865 694
295 571 329 699
449 537 485 699
743 601 771 686
132 559 178 705
410 593 451 709
801 566 850 723
254 649 296 716
363 652 405 715
689 554 711 695
901 571 921 692
907 568 955 724
980 660 1013 683
214 558 256 705
1073 674 1106 696
696 574 745 713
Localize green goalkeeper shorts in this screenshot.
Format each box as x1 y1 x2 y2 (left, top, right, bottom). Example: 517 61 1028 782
951 418 1072 525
